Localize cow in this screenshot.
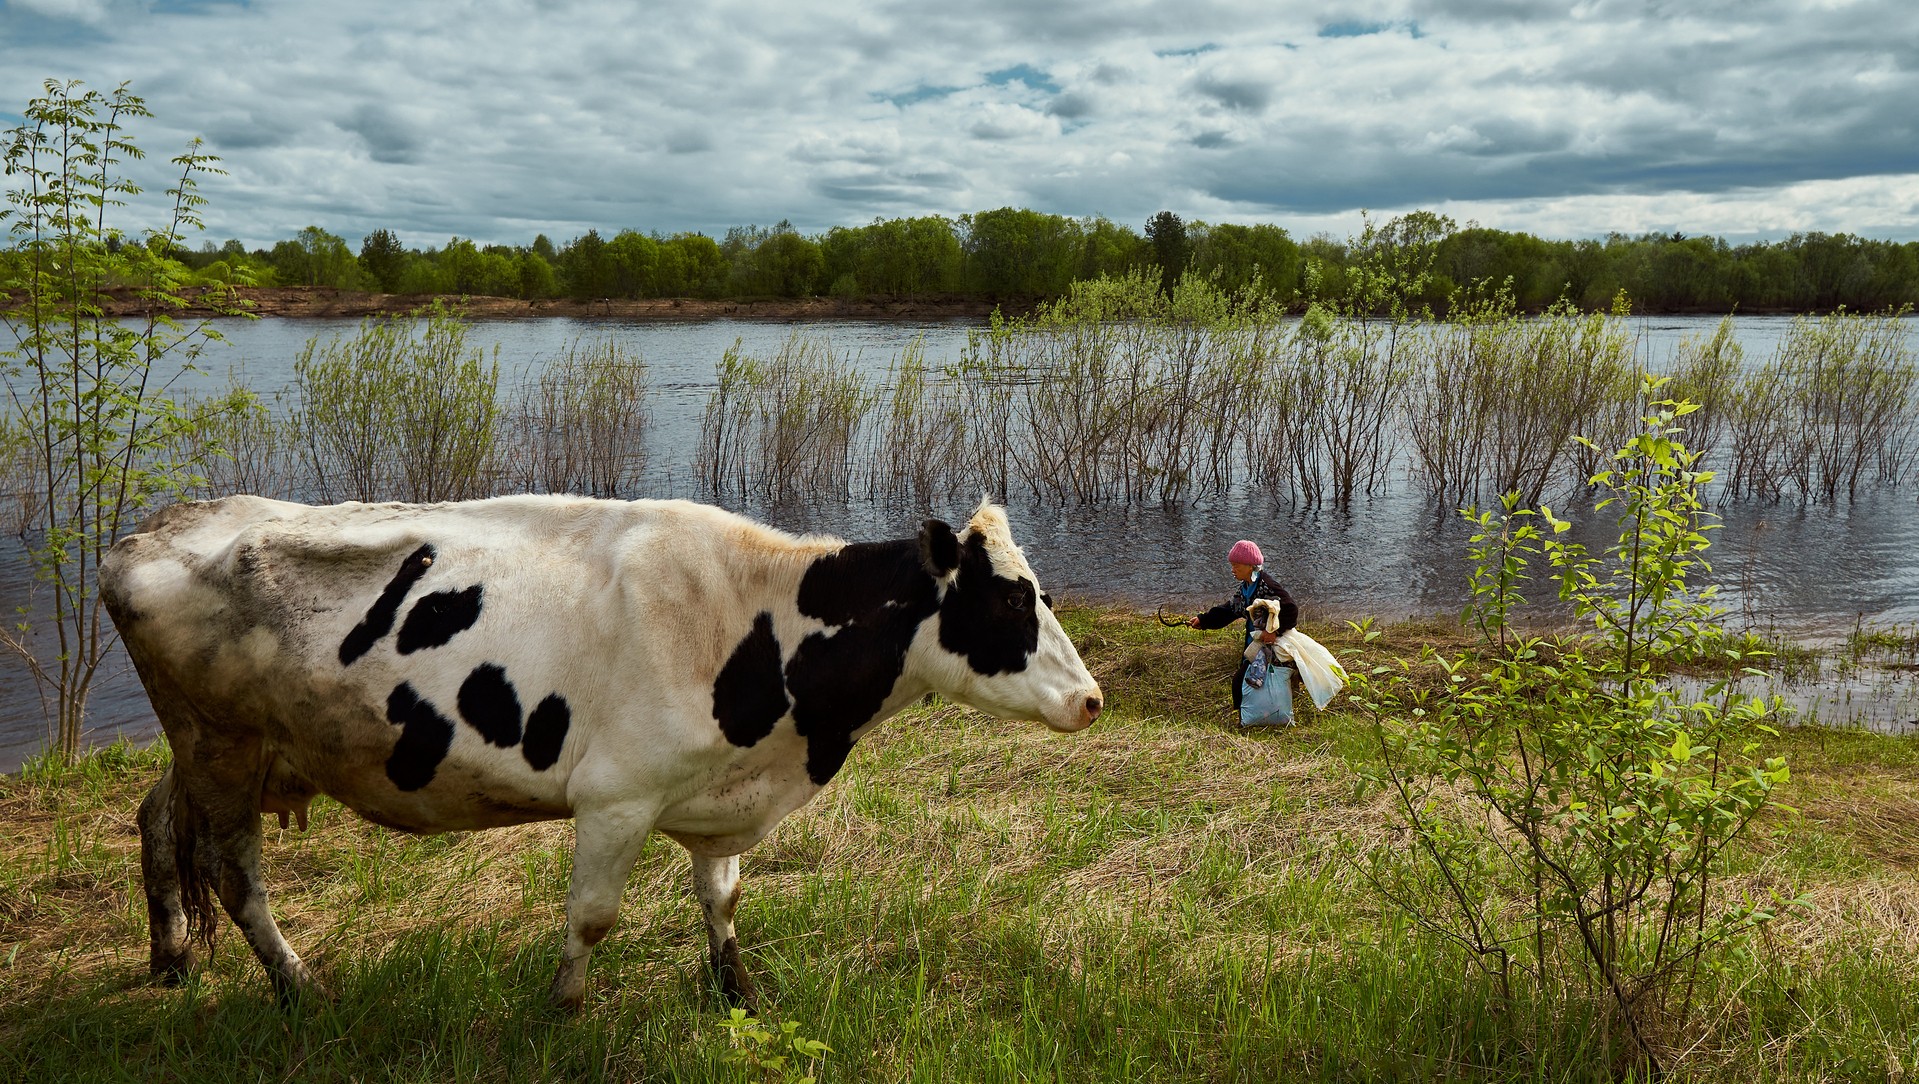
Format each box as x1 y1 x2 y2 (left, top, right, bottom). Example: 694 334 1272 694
100 494 1103 1009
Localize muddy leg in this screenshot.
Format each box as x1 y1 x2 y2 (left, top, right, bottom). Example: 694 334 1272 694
691 853 757 1010
549 807 654 1012
176 751 320 1004
138 767 193 983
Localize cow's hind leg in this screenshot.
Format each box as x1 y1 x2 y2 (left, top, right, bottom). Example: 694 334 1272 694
691 853 757 1010
178 746 320 1003
138 767 194 982
549 807 655 1011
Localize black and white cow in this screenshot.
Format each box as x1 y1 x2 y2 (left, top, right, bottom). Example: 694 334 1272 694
101 495 1102 1008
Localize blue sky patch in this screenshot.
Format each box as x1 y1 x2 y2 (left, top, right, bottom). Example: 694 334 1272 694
984 64 1060 94
875 84 962 108
1318 20 1423 39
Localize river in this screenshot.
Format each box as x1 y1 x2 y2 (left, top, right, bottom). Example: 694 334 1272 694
3 313 1915 768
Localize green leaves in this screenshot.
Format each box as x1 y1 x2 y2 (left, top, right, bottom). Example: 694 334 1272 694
4 79 236 763
1365 395 1797 1069
717 1008 832 1083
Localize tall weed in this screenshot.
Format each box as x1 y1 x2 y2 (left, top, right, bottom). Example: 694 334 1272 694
869 338 967 504
498 338 650 497
695 333 878 503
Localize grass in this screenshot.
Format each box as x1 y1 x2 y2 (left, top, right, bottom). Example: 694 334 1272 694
2 606 1916 1082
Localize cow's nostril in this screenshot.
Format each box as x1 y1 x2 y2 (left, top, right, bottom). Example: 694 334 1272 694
1084 696 1103 719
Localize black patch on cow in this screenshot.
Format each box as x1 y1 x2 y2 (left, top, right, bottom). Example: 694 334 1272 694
384 682 455 791
786 539 940 785
396 585 484 654
713 612 790 748
339 544 436 666
937 533 1039 676
457 663 523 748
522 694 571 771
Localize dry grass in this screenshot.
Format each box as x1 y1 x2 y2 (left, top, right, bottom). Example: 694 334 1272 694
2 606 1917 1081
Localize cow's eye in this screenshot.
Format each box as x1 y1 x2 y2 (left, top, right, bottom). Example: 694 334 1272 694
1006 589 1025 610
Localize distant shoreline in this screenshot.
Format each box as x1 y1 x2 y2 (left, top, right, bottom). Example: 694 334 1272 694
92 285 1027 323
79 286 1904 322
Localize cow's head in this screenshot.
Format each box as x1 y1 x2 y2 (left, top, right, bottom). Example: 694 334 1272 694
914 503 1103 732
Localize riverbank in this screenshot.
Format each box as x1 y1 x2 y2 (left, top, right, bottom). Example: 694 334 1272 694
3 607 1914 1081
93 285 1024 322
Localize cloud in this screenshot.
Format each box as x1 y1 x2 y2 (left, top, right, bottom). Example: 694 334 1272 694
0 0 1913 245
968 104 1056 142
11 0 112 22
341 104 427 165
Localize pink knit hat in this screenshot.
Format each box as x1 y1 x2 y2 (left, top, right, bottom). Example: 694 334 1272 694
1227 540 1263 566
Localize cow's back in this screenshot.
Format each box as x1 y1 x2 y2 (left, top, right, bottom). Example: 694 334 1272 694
102 495 821 831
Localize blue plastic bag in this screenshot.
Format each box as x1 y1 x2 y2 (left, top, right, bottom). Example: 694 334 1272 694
1240 659 1293 728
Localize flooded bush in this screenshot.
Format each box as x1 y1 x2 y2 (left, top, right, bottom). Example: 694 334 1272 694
291 304 501 503
498 338 650 498
1400 291 1640 505
0 414 44 535
869 338 967 504
1663 315 1743 465
696 333 879 503
1403 294 1510 504
170 383 302 501
1723 308 1918 501
1490 298 1639 503
949 271 1274 506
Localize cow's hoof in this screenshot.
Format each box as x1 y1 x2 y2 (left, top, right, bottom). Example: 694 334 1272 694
710 965 759 1013
149 947 193 985
271 976 331 1009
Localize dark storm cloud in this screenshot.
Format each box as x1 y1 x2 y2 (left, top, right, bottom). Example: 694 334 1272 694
813 166 965 207
341 104 424 165
1192 71 1273 113
1046 91 1098 119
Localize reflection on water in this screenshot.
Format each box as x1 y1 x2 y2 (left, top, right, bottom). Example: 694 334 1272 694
4 314 1916 769
1669 665 1919 735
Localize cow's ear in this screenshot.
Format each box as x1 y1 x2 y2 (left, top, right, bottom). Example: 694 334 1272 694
918 518 961 579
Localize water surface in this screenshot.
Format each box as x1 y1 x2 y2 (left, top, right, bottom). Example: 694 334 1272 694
4 314 1914 768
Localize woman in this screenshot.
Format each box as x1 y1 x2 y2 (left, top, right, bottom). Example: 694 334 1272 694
1187 540 1297 712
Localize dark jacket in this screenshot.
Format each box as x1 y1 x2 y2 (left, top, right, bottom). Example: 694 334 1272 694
1196 569 1297 641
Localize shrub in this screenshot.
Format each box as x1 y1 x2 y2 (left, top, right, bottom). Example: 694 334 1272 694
1357 386 1801 1074
291 302 500 503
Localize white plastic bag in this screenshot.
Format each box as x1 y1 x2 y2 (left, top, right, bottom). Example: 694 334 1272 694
1274 629 1347 710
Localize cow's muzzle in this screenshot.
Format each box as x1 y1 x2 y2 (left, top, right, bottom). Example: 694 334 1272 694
1048 689 1103 733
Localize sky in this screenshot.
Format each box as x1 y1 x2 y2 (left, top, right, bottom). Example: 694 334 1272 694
3 0 1917 252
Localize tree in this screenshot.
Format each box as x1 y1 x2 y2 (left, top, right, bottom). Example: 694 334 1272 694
1 79 242 764
606 230 659 298
1188 221 1300 300
1144 210 1188 295
557 229 616 299
961 208 1082 296
360 228 406 292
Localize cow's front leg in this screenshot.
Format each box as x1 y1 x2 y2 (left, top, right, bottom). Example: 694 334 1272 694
549 807 654 1012
692 853 757 1010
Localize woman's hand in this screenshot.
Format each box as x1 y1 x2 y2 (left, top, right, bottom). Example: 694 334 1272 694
1187 617 1201 628
1259 630 1278 644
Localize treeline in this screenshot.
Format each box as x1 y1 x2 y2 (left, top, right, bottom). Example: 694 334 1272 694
152 210 1919 314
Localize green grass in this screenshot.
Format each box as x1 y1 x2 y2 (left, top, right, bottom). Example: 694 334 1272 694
2 606 1916 1082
